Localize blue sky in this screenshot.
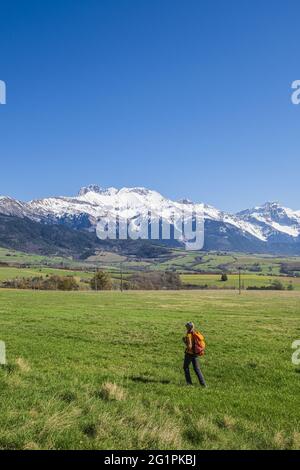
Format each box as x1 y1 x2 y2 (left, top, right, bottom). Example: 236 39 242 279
0 0 299 212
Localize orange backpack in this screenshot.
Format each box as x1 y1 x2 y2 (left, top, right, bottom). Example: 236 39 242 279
192 331 206 356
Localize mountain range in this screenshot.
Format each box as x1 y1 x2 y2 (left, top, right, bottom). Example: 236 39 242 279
0 185 300 256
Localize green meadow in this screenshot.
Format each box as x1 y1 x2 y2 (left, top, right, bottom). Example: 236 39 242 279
0 289 299 450
181 273 300 290
0 247 87 269
0 266 92 281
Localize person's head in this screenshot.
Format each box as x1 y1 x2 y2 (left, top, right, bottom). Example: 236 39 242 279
185 321 194 333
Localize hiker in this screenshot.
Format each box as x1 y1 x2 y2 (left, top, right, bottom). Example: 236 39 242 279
183 321 206 387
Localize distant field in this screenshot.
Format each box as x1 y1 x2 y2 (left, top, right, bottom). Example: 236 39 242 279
86 251 127 264
146 251 300 275
0 289 299 450
0 266 93 283
181 273 300 290
0 247 90 269
1 246 299 276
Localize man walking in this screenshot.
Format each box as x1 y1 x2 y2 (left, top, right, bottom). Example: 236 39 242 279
183 321 206 387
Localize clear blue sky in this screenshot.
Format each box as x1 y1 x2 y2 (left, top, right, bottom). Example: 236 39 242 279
0 0 299 212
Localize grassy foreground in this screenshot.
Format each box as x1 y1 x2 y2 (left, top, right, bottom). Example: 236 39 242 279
0 289 299 450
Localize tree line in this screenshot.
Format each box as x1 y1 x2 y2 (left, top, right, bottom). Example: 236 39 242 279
0 270 182 291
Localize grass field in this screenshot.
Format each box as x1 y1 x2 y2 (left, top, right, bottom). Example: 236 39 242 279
0 289 299 450
150 251 299 274
0 247 89 269
181 273 300 290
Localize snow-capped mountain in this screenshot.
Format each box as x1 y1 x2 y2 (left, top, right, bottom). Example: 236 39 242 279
0 187 300 254
237 202 300 239
0 196 37 219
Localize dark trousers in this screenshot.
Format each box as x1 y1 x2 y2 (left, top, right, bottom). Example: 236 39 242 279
183 353 206 386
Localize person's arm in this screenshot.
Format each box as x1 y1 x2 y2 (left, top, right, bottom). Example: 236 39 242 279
186 334 193 353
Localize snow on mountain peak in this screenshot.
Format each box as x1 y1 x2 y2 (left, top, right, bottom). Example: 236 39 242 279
120 187 152 196
78 185 154 198
78 184 117 196
240 201 300 219
178 198 194 205
260 201 280 209
237 201 300 239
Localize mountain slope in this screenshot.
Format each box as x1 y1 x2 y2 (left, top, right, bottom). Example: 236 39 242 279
0 213 102 257
0 213 172 258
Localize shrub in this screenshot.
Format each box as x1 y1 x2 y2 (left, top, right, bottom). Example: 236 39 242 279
1 275 79 291
90 271 112 290
128 271 182 290
270 280 285 290
247 280 285 291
